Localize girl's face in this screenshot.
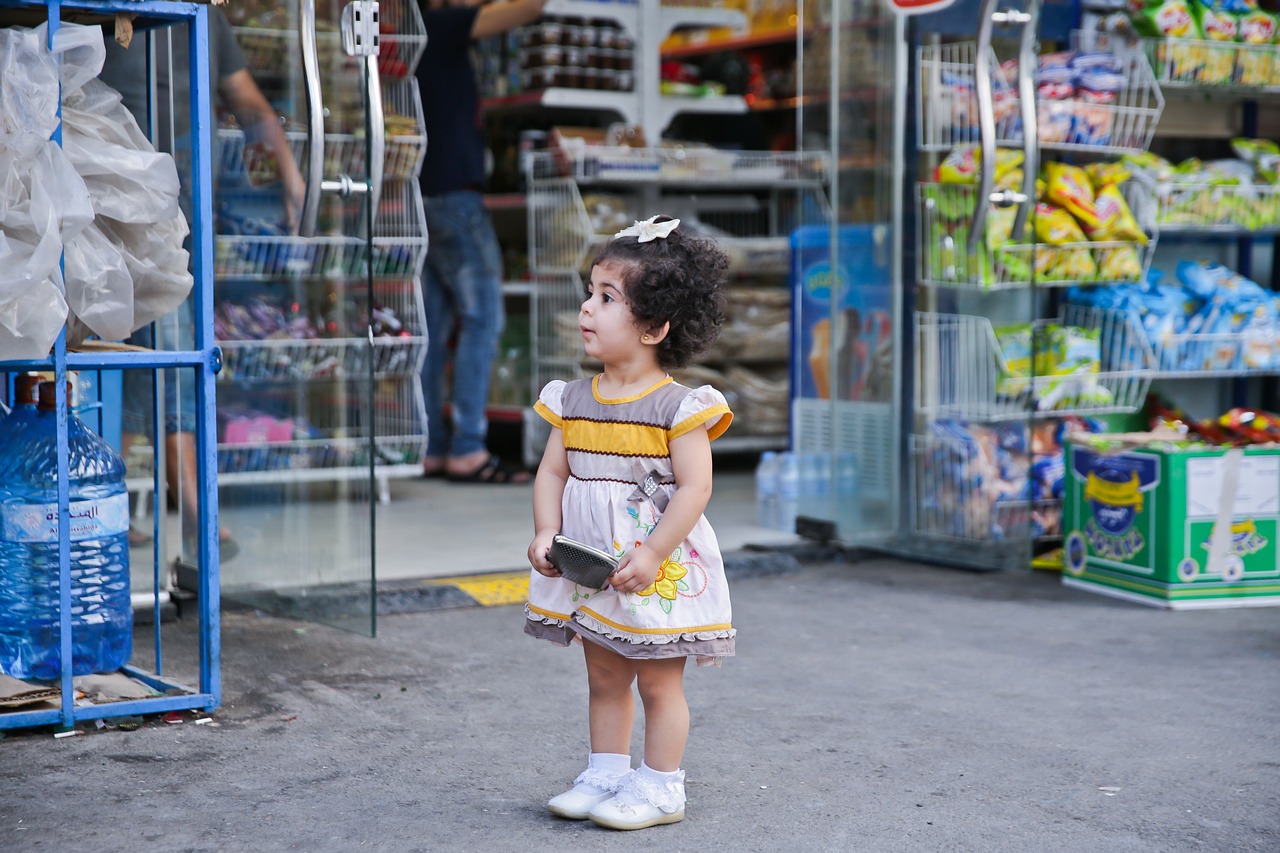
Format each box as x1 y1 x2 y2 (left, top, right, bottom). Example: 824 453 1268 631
580 261 647 364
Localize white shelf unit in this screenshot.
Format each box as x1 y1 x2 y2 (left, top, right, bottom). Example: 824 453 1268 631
214 1 428 496
498 0 750 143
523 147 832 463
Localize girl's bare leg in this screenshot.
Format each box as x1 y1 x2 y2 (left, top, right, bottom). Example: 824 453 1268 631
582 640 638 755
635 656 689 772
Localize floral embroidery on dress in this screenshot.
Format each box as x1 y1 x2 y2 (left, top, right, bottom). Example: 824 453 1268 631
629 548 696 615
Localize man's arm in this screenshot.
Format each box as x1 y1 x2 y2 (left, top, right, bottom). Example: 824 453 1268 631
218 68 306 234
469 0 547 40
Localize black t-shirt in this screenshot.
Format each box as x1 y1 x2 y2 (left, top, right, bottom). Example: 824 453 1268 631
417 7 485 196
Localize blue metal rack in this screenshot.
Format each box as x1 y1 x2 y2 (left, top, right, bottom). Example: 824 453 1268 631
0 0 220 730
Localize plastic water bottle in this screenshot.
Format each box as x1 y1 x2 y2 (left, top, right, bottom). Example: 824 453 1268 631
755 451 779 529
0 374 40 447
835 451 861 526
777 451 800 534
0 382 132 680
799 452 831 518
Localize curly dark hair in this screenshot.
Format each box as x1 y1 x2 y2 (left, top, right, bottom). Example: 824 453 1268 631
590 216 729 370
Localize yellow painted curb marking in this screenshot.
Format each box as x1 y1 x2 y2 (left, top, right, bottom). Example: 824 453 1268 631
423 571 529 606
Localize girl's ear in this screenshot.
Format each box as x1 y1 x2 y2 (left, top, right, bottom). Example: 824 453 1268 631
641 321 671 346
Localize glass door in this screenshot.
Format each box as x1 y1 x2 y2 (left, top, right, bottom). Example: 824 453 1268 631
123 0 428 635
789 1 900 545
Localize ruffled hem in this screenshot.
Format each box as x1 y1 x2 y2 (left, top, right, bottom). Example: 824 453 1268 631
573 609 736 646
524 606 735 665
618 769 686 814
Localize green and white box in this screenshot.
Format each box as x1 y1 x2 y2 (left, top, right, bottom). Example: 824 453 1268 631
1063 442 1280 609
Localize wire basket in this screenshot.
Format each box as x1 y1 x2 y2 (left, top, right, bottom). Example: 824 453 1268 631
917 38 1164 155
1143 37 1280 92
217 336 425 383
531 147 832 186
1154 182 1280 232
917 181 1157 290
914 307 1152 422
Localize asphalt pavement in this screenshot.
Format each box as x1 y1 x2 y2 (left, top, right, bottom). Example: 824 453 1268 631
3 553 1278 852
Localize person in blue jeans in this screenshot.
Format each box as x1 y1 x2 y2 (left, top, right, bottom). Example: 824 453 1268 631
417 0 546 483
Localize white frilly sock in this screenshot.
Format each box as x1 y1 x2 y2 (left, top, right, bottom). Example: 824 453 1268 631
616 761 684 807
571 752 631 794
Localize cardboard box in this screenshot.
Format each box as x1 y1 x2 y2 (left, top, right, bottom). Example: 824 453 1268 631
1063 441 1280 609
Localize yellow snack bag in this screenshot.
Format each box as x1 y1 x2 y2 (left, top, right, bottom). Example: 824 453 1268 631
1096 246 1144 281
1044 162 1100 231
1083 161 1131 190
1049 248 1098 282
1088 185 1148 244
1033 202 1087 244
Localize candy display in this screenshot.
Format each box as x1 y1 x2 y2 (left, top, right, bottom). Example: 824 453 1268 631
995 322 1116 410
1066 260 1280 371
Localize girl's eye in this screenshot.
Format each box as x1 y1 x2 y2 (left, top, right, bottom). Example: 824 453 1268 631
601 293 614 303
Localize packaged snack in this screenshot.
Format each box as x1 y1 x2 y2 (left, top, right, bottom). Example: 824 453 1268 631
1088 184 1149 243
1048 247 1099 281
1044 162 1100 228
1084 161 1132 189
1033 201 1088 244
1236 10 1277 86
995 323 1036 396
1037 100 1075 144
1096 245 1145 281
933 146 1024 185
1130 0 1197 39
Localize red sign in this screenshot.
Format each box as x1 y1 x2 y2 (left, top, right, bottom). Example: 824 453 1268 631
885 0 959 15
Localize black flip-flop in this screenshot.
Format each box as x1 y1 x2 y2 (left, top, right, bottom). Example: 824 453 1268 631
445 454 531 484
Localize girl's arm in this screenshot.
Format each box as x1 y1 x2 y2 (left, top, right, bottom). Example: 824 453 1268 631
610 426 714 594
528 426 569 576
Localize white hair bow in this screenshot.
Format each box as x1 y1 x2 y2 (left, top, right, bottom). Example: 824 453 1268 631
615 216 680 243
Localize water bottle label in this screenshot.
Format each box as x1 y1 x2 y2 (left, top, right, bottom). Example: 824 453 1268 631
1 493 130 543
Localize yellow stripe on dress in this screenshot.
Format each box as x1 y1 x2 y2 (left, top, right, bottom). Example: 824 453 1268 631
578 606 733 636
669 404 733 442
564 418 669 457
533 400 562 429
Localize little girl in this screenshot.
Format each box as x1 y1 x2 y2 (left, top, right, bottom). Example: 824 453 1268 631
525 215 735 831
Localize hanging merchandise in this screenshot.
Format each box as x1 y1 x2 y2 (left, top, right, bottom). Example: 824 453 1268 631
0 382 132 681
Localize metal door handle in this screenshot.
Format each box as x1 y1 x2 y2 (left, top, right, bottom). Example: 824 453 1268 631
967 0 1000 254
299 0 325 238
1011 0 1042 242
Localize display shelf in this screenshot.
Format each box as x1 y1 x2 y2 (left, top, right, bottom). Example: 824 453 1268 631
216 337 425 383
916 182 1157 290
531 147 831 186
914 308 1152 422
1142 38 1280 94
1152 182 1280 234
233 0 427 80
917 39 1165 156
0 0 220 732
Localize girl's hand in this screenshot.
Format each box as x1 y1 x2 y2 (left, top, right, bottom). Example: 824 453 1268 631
528 530 560 577
610 544 662 594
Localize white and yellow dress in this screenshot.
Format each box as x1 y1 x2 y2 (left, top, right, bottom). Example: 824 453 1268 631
525 375 736 665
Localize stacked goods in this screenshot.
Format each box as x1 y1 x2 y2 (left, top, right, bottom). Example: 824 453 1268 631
1062 399 1280 608
994 323 1117 410
1066 260 1280 371
1124 139 1280 229
924 147 1150 287
1130 0 1280 87
918 416 1106 541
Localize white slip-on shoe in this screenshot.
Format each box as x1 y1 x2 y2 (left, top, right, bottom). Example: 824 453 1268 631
587 769 686 831
547 766 627 820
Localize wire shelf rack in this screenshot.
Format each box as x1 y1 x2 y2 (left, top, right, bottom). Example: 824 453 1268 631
1142 38 1280 92
910 432 1062 547
218 78 424 184
1153 182 1280 233
215 182 427 279
233 0 428 80
529 147 832 186
1145 329 1280 377
914 306 1152 422
917 182 1157 290
917 39 1164 156
217 337 426 383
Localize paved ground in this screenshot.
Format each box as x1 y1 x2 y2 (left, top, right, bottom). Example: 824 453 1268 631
2 554 1278 852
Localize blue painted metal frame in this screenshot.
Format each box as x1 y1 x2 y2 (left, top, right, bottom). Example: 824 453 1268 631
0 0 220 731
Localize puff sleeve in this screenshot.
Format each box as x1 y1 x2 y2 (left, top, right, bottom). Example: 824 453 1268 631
669 385 733 442
533 380 567 429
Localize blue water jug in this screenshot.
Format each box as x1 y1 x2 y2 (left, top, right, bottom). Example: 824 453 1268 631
0 381 132 680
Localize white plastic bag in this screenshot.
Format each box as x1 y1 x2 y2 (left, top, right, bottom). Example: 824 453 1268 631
0 24 60 159
97 216 193 329
64 223 134 344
